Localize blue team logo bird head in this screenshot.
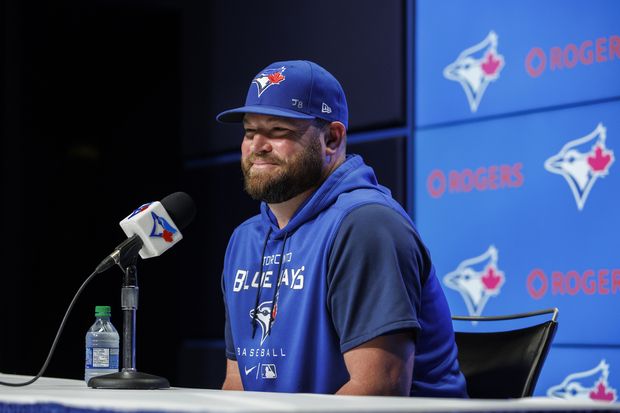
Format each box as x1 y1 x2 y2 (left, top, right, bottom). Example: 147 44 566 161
545 123 614 211
252 66 286 97
128 203 152 219
547 360 618 403
149 211 178 243
443 245 505 317
443 31 505 113
250 300 276 346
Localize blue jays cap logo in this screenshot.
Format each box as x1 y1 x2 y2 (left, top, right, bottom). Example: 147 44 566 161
252 66 286 97
547 360 617 402
443 245 505 317
149 211 178 243
545 123 614 211
443 31 505 113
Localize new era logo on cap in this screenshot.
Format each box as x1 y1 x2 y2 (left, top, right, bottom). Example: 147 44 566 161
216 60 348 128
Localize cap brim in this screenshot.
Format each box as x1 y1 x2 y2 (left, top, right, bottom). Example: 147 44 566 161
216 105 316 123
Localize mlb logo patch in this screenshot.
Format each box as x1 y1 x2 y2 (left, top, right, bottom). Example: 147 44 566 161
261 364 277 379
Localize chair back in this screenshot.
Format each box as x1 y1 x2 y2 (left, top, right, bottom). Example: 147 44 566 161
453 308 558 399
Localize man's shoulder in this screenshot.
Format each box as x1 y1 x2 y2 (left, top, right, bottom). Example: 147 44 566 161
223 214 264 260
331 186 406 218
339 202 414 232
229 213 263 238
328 203 426 274
236 213 263 228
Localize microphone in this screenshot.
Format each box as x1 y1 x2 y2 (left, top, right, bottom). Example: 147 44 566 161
95 192 196 273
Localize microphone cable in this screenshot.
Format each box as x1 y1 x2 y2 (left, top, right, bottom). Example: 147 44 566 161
0 269 99 386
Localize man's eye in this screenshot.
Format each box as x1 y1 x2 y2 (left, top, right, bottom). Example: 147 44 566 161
272 127 294 136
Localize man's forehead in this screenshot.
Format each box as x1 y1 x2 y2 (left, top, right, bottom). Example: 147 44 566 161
242 114 314 127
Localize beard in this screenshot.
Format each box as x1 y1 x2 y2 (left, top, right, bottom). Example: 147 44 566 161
241 137 324 204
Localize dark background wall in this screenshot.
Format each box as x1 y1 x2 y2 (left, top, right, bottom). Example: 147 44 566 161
1 0 408 388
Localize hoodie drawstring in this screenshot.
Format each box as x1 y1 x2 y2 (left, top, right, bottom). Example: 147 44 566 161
268 231 288 335
251 227 272 339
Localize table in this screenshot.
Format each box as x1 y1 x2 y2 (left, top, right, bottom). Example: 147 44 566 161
0 374 619 413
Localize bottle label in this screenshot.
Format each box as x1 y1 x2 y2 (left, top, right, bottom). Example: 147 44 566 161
86 347 119 369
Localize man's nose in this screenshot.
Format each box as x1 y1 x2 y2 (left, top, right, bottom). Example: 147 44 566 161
251 133 273 154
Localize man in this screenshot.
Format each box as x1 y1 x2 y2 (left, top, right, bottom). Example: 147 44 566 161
216 60 467 397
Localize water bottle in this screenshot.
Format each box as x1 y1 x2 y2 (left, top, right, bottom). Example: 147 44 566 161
85 305 120 384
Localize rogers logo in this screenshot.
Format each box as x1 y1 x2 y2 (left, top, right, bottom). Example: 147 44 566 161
426 163 523 198
525 34 620 78
526 268 620 299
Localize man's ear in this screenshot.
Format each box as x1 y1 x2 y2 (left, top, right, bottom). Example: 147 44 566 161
324 121 346 155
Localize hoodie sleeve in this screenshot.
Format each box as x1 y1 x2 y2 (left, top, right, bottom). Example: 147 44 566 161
221 270 237 360
326 204 426 353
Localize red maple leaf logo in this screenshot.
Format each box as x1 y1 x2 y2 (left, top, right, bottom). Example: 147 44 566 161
590 380 616 402
481 266 503 291
588 145 613 172
267 72 285 84
162 229 174 243
481 52 501 76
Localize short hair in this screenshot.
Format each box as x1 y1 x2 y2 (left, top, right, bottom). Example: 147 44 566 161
312 118 331 131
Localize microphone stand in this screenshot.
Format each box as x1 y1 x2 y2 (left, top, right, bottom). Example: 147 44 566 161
88 250 169 389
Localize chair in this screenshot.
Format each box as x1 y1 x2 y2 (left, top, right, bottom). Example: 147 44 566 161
452 308 558 399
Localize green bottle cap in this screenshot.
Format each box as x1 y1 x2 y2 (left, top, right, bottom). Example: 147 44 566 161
95 305 112 317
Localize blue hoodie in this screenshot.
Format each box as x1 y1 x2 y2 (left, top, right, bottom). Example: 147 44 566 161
222 155 467 396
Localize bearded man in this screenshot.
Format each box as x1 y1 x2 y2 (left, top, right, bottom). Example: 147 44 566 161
216 60 467 397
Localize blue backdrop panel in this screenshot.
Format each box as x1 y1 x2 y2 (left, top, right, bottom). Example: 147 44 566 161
415 0 620 127
414 100 619 345
534 346 620 402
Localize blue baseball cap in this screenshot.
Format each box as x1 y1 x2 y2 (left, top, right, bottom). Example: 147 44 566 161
216 60 348 129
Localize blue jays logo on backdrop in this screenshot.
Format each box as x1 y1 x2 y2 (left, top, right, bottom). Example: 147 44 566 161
149 212 178 243
443 245 505 316
253 66 286 97
548 360 617 403
250 300 276 346
444 31 505 113
545 123 614 210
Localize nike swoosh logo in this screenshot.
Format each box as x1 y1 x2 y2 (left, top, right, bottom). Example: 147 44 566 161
244 365 257 375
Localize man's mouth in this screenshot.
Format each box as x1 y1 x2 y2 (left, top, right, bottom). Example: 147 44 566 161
250 157 280 169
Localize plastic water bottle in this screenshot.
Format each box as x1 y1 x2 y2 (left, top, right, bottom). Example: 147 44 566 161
85 305 120 384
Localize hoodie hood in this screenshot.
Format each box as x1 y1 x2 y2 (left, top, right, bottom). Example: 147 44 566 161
259 155 391 238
